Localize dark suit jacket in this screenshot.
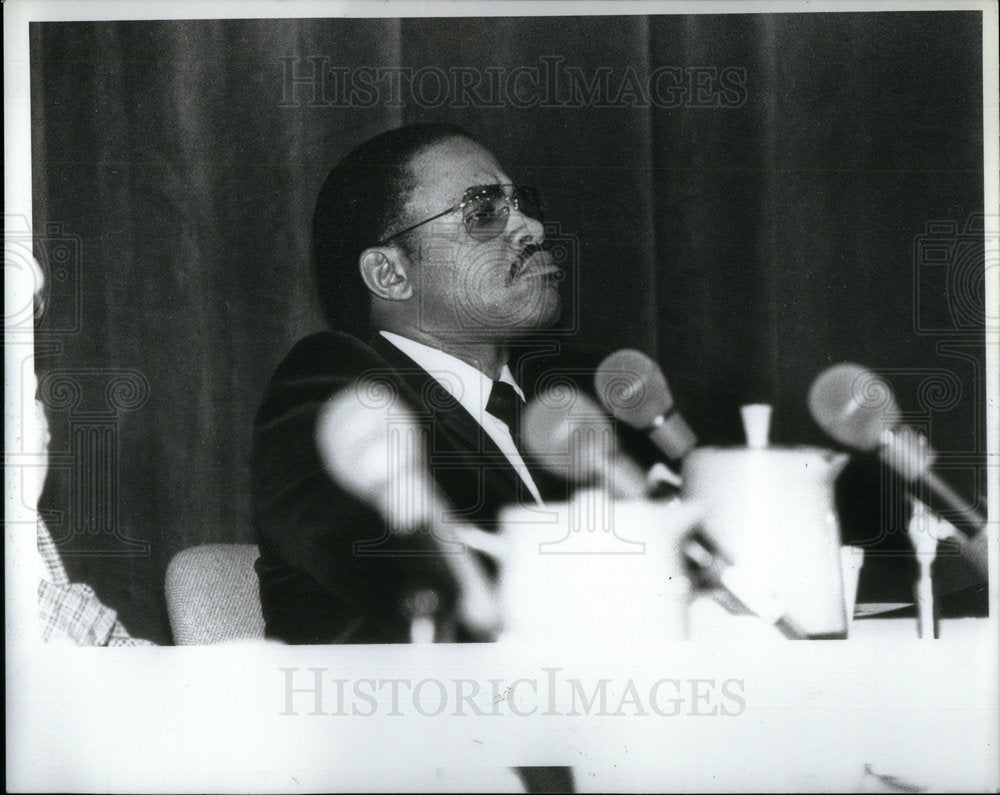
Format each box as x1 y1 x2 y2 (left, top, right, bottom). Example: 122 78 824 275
253 331 576 644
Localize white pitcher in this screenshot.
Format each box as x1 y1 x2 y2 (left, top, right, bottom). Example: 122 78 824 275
681 405 850 637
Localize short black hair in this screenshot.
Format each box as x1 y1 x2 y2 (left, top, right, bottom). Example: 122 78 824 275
311 122 477 337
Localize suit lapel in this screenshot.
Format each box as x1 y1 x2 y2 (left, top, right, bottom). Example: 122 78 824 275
369 335 526 497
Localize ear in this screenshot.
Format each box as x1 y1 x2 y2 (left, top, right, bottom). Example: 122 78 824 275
359 246 413 301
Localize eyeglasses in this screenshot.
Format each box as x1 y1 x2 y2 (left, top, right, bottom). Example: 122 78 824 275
384 184 545 243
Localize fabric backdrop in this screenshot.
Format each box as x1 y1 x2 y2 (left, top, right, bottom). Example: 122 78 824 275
30 12 986 643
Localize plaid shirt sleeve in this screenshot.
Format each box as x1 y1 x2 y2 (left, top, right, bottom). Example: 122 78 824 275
37 519 155 647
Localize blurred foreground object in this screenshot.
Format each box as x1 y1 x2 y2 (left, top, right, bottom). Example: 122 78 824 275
316 382 500 640
522 385 649 499
460 491 702 643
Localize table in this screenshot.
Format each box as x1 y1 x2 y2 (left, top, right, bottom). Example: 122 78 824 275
8 616 997 793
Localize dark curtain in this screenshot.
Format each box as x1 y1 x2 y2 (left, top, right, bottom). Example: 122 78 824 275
31 13 986 643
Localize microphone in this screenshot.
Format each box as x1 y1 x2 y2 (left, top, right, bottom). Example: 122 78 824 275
808 363 988 579
595 349 697 461
315 380 500 637
315 381 432 534
522 384 649 499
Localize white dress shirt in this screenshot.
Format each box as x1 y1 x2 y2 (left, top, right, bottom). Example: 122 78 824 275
379 331 543 504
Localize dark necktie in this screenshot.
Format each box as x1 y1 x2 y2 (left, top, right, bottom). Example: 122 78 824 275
485 380 522 441
486 380 556 500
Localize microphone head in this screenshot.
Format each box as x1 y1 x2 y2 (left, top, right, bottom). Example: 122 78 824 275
523 384 613 481
595 349 697 460
524 384 649 498
807 363 900 452
595 349 673 428
316 379 433 531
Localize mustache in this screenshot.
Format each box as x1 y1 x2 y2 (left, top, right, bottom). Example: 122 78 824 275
507 243 547 284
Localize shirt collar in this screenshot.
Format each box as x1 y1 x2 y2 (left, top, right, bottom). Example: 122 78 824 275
378 331 525 422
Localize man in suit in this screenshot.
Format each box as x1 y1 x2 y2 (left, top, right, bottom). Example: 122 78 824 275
253 123 570 645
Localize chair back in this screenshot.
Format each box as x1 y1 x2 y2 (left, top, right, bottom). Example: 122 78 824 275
165 544 265 645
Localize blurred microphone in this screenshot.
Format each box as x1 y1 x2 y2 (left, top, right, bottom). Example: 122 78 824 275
595 349 697 461
808 363 987 578
316 381 432 533
316 381 500 637
523 385 649 499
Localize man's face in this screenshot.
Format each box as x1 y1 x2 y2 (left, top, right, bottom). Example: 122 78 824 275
398 137 561 340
